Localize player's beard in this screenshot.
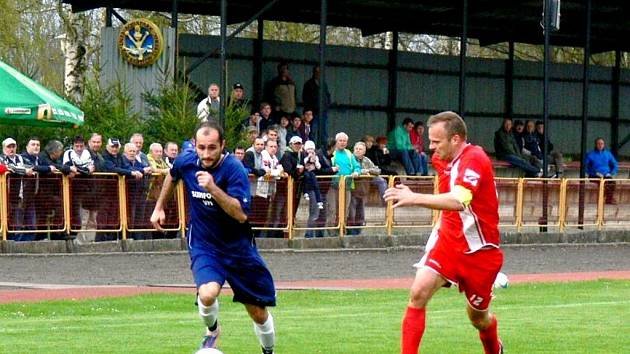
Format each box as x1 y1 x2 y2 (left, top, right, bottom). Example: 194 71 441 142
201 154 225 170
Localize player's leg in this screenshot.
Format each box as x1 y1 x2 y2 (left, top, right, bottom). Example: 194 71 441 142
198 281 222 348
245 304 275 354
461 248 504 354
402 267 447 354
467 306 502 354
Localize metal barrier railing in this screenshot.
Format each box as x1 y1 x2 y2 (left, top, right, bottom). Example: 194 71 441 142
1 172 629 241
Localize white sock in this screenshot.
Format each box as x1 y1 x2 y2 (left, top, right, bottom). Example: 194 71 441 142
254 313 275 350
197 296 219 330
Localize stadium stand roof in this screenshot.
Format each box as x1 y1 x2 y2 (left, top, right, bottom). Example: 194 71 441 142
64 0 630 53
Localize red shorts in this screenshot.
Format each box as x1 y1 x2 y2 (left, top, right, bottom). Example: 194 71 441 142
420 238 503 310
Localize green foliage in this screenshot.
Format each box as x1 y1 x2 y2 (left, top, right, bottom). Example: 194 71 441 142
224 102 250 150
0 280 628 353
142 77 199 146
78 78 142 142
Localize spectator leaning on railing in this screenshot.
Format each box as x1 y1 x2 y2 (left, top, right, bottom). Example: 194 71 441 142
326 132 360 236
88 133 106 172
164 141 179 168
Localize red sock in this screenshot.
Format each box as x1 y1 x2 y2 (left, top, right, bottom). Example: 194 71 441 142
401 306 426 354
479 315 501 354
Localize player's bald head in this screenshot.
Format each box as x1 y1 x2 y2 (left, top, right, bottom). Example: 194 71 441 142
427 111 467 141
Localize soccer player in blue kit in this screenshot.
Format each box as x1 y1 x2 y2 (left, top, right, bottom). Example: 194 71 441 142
150 121 276 354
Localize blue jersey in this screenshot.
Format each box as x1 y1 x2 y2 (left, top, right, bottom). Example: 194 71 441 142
171 150 255 256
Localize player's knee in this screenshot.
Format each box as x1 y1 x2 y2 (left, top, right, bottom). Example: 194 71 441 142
198 284 220 306
408 284 431 307
468 311 491 330
247 305 268 324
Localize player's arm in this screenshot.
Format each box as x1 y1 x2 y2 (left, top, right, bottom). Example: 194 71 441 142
196 171 248 223
150 173 176 230
383 183 469 211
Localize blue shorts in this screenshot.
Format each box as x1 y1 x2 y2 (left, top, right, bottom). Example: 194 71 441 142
191 251 276 307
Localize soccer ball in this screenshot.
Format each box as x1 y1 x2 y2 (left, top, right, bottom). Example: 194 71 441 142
195 349 224 354
493 272 509 289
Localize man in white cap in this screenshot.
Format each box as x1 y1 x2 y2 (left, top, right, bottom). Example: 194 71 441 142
1 137 35 241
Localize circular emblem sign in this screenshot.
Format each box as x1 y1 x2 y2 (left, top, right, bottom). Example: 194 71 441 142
118 18 164 67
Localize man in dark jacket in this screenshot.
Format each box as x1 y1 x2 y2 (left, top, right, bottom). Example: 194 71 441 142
20 137 57 240
493 118 541 177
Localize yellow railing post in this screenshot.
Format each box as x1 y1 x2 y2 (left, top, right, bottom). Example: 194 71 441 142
516 178 524 232
558 178 567 232
339 175 346 237
62 174 71 235
1 173 7 241
286 176 294 240
119 175 128 240
386 175 394 237
597 178 605 229
177 182 187 239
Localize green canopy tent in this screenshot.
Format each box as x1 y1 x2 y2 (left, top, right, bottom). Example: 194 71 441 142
0 59 84 128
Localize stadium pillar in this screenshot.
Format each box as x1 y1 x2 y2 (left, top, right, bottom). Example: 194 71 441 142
219 0 227 128
105 7 112 27
611 50 620 157
578 0 592 228
579 0 592 179
318 0 328 147
253 19 264 111
458 0 468 118
171 0 179 82
387 31 399 133
504 41 514 119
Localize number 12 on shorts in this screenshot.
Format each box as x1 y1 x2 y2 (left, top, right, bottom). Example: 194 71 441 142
469 294 484 307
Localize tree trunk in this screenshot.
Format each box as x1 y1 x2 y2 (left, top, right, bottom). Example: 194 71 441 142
58 4 87 103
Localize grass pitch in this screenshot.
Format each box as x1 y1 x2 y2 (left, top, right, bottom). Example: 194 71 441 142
0 280 628 353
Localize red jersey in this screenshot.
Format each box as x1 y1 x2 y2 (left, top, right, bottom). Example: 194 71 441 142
431 144 500 253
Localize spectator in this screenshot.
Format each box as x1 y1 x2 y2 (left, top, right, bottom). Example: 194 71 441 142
535 120 565 178
244 137 268 236
122 143 149 239
99 138 141 242
493 117 542 177
259 139 286 238
267 61 297 118
326 132 360 236
277 114 290 154
263 125 280 158
63 135 95 175
512 120 526 154
364 135 397 176
102 138 143 179
148 143 169 175
21 137 56 241
245 125 259 147
130 133 153 175
347 141 385 235
279 136 306 235
258 102 276 133
197 83 220 121
40 140 74 175
302 140 325 210
409 121 429 175
302 65 331 144
286 114 304 143
86 133 106 172
164 141 179 168
242 111 260 132
228 82 247 109
1 138 35 241
523 120 543 164
387 118 422 175
299 109 315 142
63 135 96 243
585 137 618 204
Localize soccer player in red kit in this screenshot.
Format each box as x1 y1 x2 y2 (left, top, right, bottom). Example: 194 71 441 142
384 111 504 354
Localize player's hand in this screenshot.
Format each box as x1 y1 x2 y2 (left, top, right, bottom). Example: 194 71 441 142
383 183 416 208
150 208 166 231
196 171 215 191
